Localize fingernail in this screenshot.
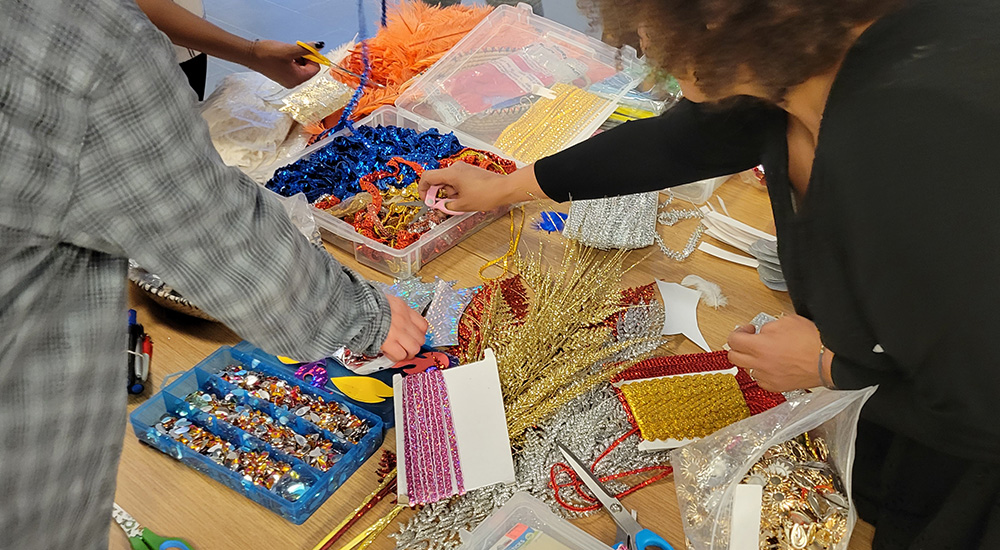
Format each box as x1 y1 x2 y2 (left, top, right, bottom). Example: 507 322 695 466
314 41 325 49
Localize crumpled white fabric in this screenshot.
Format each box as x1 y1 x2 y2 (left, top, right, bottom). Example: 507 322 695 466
200 72 297 178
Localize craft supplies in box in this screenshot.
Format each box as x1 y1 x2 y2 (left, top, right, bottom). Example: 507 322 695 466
321 1 494 125
456 492 610 550
130 345 383 524
395 3 641 164
265 107 516 277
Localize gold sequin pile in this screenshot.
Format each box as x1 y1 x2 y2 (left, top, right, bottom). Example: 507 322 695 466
278 71 354 126
743 434 849 550
620 373 751 441
185 390 343 472
495 83 606 163
218 365 371 443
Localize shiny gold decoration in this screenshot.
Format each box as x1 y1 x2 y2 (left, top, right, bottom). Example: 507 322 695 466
619 373 751 441
321 192 372 218
737 434 850 550
379 183 425 234
460 242 654 444
279 71 354 127
335 504 403 550
479 206 525 281
495 83 606 163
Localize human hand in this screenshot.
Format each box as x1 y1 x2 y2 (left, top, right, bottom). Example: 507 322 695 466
726 314 831 392
418 162 545 213
246 39 322 88
379 295 429 361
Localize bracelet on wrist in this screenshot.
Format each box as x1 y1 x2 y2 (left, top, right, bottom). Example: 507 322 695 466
818 345 837 390
246 38 259 65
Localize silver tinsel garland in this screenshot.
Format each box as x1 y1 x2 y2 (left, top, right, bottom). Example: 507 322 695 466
392 301 671 550
562 192 660 250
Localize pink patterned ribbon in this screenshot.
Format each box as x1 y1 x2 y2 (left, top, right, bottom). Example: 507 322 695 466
401 368 464 505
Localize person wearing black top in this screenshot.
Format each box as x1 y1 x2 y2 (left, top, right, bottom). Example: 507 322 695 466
420 0 1000 547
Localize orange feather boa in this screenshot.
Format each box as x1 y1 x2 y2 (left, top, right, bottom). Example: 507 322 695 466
319 1 493 132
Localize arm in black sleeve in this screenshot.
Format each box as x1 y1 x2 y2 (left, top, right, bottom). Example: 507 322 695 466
534 97 781 201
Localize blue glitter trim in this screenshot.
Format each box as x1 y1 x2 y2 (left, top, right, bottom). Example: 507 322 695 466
265 125 464 203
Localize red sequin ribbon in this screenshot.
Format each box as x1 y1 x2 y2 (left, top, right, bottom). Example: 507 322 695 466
348 149 518 249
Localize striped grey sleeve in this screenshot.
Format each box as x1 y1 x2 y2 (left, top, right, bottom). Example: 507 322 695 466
63 11 391 359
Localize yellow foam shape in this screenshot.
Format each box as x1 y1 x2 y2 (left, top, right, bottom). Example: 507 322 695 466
330 376 393 404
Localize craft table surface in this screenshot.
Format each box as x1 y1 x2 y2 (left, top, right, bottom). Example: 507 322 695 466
111 176 875 550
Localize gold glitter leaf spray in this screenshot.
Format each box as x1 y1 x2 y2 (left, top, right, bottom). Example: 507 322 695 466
470 242 655 445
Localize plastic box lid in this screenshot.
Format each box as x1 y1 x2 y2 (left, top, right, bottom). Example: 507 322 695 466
395 3 641 165
457 492 613 550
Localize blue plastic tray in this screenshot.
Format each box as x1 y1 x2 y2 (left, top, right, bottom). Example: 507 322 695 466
241 341 397 428
130 345 384 524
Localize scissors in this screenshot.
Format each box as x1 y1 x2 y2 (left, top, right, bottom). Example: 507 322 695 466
113 503 193 550
392 200 429 219
557 443 675 550
422 185 463 215
396 187 463 217
295 41 386 89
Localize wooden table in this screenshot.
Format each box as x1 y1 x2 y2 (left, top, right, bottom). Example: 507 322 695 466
110 177 875 549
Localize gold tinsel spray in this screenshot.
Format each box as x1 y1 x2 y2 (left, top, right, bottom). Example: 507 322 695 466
460 242 656 445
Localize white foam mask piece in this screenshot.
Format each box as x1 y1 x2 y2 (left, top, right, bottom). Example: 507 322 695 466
657 281 712 352
729 484 764 550
698 242 759 268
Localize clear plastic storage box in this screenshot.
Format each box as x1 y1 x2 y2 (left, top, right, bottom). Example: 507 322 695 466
671 176 729 205
269 106 513 278
129 344 384 524
457 492 613 550
266 5 641 277
396 3 642 165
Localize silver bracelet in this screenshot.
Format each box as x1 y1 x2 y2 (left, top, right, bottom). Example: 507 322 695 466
818 345 836 389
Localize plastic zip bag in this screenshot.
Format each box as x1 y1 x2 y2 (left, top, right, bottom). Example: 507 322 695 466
672 387 876 550
200 72 294 175
274 192 322 247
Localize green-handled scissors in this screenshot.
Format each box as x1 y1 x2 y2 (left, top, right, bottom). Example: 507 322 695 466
557 443 675 550
113 503 193 550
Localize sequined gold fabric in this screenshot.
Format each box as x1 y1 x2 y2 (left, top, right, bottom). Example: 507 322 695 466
278 71 354 126
620 373 750 441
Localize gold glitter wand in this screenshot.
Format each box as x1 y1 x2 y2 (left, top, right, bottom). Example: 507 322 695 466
312 455 397 550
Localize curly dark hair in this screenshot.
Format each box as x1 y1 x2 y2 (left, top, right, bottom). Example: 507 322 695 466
597 0 905 101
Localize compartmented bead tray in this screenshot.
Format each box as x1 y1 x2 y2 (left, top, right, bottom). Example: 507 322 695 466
130 345 384 524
